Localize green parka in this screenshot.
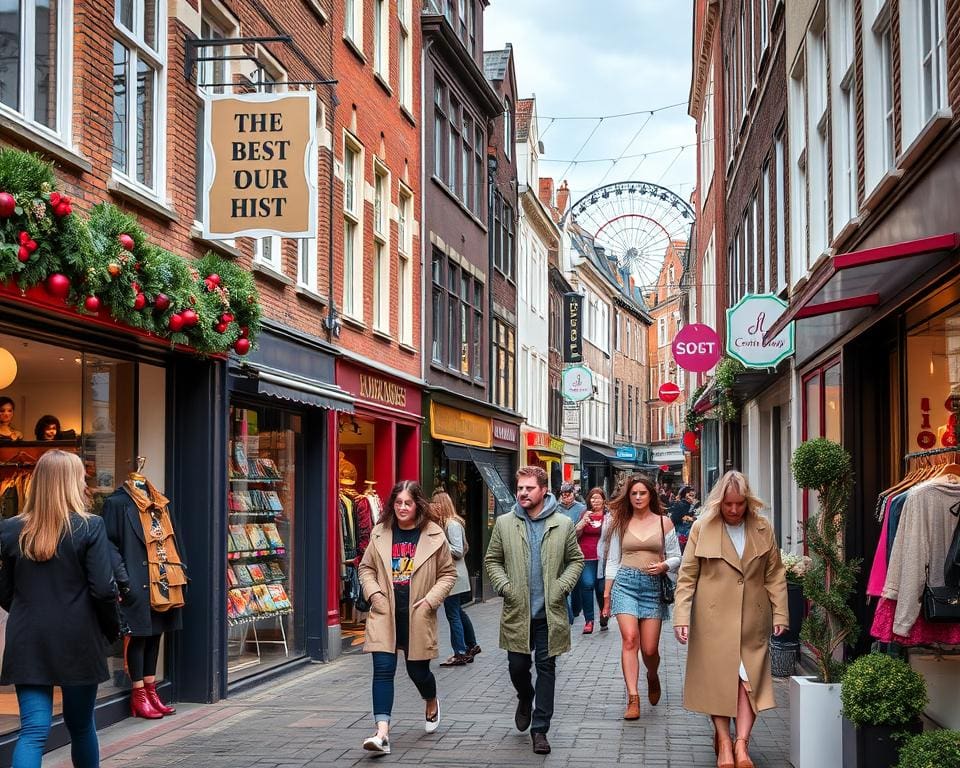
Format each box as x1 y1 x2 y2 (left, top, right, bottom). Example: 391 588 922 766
484 496 584 657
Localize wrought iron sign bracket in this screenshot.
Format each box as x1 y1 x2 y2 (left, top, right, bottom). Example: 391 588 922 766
183 34 338 88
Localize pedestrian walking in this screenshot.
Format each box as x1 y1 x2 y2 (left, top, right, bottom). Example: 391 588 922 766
574 487 608 634
673 471 788 768
484 466 584 755
669 486 698 552
601 475 681 720
357 480 457 756
0 449 119 768
556 482 586 624
431 491 481 666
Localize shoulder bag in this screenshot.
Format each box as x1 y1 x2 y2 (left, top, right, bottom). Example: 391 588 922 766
658 515 675 605
923 566 960 623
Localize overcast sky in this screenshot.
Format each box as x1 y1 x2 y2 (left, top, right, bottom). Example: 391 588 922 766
485 1 696 208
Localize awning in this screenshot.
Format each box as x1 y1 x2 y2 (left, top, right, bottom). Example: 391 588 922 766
233 364 355 413
764 233 960 357
581 441 619 465
535 451 563 463
443 443 516 515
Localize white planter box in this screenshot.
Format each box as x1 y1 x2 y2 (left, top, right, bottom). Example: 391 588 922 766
790 675 842 768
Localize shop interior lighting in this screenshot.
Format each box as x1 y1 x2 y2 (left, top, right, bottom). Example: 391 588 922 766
0 347 16 389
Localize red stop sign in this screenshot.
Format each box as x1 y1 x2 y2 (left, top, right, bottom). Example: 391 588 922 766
659 382 681 403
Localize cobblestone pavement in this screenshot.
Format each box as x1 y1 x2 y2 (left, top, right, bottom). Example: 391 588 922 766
48 598 791 768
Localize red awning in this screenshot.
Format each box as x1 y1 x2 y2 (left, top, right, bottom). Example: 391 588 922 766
764 233 960 347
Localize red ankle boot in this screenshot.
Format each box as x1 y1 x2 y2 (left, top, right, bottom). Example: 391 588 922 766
144 682 176 715
130 686 164 719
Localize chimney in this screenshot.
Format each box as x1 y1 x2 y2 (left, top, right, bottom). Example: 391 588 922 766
556 180 570 218
539 178 554 209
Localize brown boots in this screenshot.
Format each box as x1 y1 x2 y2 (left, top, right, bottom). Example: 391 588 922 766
623 694 641 720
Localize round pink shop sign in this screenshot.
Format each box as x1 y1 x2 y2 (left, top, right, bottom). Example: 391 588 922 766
672 323 722 372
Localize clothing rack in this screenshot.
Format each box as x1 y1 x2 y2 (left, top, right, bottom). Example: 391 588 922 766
903 446 959 462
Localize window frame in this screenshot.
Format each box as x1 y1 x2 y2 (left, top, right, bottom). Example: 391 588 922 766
344 0 362 47
372 161 391 334
398 0 413 110
373 0 389 82
342 131 365 321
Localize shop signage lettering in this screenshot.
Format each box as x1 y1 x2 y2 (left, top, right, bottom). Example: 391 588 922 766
202 91 318 239
527 431 550 448
651 444 685 463
549 437 565 454
725 294 794 369
616 445 637 461
672 323 722 372
493 420 518 445
563 292 584 363
358 374 407 408
562 364 594 402
430 402 492 448
915 396 958 449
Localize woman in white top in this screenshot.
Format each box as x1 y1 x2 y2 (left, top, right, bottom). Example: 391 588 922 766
600 475 681 721
432 492 480 666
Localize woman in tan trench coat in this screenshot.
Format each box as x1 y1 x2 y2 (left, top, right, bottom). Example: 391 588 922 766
357 480 457 756
673 471 788 768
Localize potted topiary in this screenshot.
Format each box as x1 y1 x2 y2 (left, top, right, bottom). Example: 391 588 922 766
840 653 927 768
789 438 861 768
897 730 960 768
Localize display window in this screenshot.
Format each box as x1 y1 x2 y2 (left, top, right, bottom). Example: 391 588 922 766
905 304 960 453
801 357 842 525
0 331 165 735
227 404 303 680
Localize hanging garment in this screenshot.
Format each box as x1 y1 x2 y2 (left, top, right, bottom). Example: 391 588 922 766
355 495 373 558
367 492 382 525
867 495 896 597
870 596 960 645
340 494 358 562
123 481 187 612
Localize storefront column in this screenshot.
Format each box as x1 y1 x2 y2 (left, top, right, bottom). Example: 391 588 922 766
375 420 397 489
326 410 343 657
303 406 332 661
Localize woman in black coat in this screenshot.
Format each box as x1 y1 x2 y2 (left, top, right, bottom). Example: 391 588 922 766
0 449 118 768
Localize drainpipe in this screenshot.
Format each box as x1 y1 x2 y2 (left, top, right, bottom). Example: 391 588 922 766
487 149 497 410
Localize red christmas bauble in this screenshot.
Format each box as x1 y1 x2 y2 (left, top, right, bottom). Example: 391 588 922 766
0 192 15 218
234 337 251 355
221 312 234 323
168 313 185 332
203 278 215 292
45 273 71 299
154 293 171 311
133 293 147 310
26 240 37 253
181 308 199 326
49 192 61 207
215 322 228 333
682 430 700 452
54 203 70 217
239 326 249 339
17 247 30 262
18 231 29 245
207 273 221 287
118 233 135 251
84 296 101 312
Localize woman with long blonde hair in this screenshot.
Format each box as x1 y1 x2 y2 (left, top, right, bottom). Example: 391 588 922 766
432 491 480 666
673 471 788 768
0 450 118 768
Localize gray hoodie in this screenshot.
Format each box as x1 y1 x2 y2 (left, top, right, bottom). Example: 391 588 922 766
512 492 560 619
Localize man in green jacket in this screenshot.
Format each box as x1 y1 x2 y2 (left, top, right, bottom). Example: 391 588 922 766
484 465 584 755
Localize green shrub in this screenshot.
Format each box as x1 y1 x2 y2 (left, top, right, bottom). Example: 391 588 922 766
791 438 852 490
841 653 927 726
897 730 960 768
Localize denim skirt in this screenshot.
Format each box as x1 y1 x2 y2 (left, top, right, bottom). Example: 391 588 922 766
610 566 670 620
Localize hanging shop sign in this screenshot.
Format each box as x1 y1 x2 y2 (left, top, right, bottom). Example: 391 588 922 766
659 382 681 403
202 91 318 239
430 402 492 447
672 323 722 372
492 419 519 449
725 293 795 368
562 401 582 439
651 444 685 464
563 292 584 363
682 430 700 453
616 445 638 461
561 364 594 402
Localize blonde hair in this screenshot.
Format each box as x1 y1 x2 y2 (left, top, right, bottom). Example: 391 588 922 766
431 490 465 527
19 450 90 561
701 470 765 520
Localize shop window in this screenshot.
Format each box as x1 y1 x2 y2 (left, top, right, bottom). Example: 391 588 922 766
0 332 162 735
227 405 302 681
801 357 842 524
906 304 960 454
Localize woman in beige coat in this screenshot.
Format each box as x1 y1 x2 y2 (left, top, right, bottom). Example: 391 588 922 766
357 480 457 756
673 471 788 768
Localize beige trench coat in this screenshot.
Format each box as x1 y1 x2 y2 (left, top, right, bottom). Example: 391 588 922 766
673 512 788 717
358 521 458 661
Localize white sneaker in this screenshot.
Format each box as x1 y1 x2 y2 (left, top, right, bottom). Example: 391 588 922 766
425 699 441 733
362 734 390 755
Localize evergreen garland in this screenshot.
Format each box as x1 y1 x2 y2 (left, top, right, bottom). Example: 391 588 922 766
0 148 261 355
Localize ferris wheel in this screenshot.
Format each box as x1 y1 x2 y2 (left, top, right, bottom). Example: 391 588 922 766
562 181 695 290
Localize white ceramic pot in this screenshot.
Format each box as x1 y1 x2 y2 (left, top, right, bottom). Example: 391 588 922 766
789 675 842 768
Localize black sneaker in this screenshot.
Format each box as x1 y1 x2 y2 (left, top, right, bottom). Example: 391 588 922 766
531 732 551 754
515 698 532 732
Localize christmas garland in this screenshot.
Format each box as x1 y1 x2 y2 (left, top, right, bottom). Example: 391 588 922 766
684 383 709 433
0 148 260 355
715 357 746 422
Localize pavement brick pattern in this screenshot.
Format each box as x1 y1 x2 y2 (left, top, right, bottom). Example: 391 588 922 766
48 598 791 767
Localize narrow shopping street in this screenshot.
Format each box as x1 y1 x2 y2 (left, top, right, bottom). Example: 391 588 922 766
49 599 790 768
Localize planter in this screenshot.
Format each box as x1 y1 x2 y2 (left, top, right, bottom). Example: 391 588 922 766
841 716 922 768
790 676 842 768
781 582 806 643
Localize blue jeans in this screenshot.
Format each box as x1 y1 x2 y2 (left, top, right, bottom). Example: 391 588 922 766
443 594 476 655
13 684 100 768
578 560 605 622
371 652 437 724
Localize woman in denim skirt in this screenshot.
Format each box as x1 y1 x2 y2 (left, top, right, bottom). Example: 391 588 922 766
601 475 681 721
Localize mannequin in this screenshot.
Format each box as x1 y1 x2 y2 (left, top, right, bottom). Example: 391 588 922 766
102 457 185 719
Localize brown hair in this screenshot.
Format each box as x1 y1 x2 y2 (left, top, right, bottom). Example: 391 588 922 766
586 487 607 508
604 475 662 546
19 450 91 561
431 490 465 527
516 465 548 489
380 480 435 530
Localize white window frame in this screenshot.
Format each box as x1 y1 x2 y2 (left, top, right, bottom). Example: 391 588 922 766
830 0 858 231
372 161 391 333
752 193 761 293
702 231 716 328
344 0 362 47
342 132 364 320
862 3 895 194
774 136 786 294
112 0 167 198
658 317 667 347
398 0 413 110
504 98 513 160
900 0 947 152
373 0 389 82
297 237 318 292
0 0 73 145
920 0 947 121
397 185 414 345
761 160 771 292
806 19 829 260
700 64 715 205
759 0 769 55
789 60 808 284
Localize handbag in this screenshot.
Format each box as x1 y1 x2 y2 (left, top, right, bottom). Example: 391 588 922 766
658 516 675 605
923 567 960 623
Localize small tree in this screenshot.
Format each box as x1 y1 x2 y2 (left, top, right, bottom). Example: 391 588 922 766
791 438 861 684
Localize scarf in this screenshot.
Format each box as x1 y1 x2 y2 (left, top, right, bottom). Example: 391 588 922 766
124 480 187 612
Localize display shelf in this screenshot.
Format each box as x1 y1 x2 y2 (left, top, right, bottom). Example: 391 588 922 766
228 548 287 560
227 608 293 627
228 510 280 517
228 477 284 484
